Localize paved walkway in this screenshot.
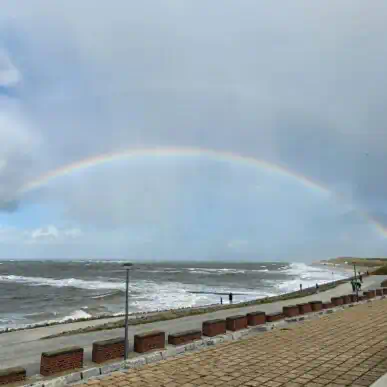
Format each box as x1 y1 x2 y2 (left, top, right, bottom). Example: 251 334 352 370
1 275 385 376
82 298 387 387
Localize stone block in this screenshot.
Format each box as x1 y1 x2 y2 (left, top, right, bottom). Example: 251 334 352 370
226 315 248 331
0 367 26 385
283 305 299 318
92 337 125 364
134 331 165 353
246 311 266 326
81 367 101 380
40 346 83 376
100 363 121 374
266 312 283 322
297 303 312 314
309 301 323 311
331 296 343 306
145 352 162 364
124 357 146 369
202 319 226 337
376 288 383 296
168 330 202 346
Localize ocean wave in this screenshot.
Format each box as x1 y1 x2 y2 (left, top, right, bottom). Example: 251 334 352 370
0 275 126 290
91 290 125 300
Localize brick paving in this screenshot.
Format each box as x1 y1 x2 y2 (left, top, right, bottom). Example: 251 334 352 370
83 299 387 387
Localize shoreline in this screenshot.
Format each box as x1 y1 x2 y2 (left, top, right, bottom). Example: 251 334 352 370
0 262 356 336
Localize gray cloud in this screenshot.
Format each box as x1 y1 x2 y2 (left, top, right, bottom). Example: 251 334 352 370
1 0 387 258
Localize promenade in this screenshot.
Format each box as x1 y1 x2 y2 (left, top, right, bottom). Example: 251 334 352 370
81 298 387 387
0 275 385 377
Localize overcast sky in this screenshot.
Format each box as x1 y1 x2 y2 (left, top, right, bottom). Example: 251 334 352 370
0 1 387 260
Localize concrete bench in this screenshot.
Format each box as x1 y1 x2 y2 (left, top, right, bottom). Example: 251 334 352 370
309 301 323 311
297 303 312 314
331 297 343 306
92 337 125 364
383 288 387 295
0 367 26 385
246 311 266 326
168 330 202 346
266 312 283 323
283 305 299 318
203 319 226 337
226 315 248 331
376 289 383 296
134 331 165 353
40 346 83 376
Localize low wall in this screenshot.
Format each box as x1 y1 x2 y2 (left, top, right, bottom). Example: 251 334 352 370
342 295 352 304
266 312 283 323
134 331 165 354
297 303 312 314
309 301 323 312
92 337 125 364
168 330 202 346
376 289 383 296
0 367 26 385
283 305 299 318
331 296 343 306
247 311 266 326
40 347 83 376
226 315 248 331
203 319 226 337
322 302 334 309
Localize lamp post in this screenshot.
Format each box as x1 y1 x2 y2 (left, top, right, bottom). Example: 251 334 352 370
123 263 133 360
353 263 358 302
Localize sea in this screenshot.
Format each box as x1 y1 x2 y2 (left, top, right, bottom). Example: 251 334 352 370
0 260 351 330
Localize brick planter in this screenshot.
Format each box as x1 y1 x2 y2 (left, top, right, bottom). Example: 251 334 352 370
331 297 343 306
309 301 323 312
283 305 299 318
134 331 165 353
266 312 283 323
203 319 226 337
376 289 383 296
297 303 312 314
0 367 26 385
92 337 125 364
40 347 83 376
364 290 376 299
168 330 202 346
383 288 387 295
226 315 248 331
342 295 352 304
247 311 266 326
322 302 334 309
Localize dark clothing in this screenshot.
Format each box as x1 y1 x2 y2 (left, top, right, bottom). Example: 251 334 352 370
229 293 233 303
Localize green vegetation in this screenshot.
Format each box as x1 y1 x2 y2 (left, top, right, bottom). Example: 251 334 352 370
323 257 387 267
371 266 387 275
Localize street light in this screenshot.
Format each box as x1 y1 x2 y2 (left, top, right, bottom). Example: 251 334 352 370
123 263 133 360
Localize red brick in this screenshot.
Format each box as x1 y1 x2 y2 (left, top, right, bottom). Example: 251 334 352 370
168 330 202 346
266 312 283 322
202 319 226 337
364 290 376 299
309 301 323 311
92 337 125 364
331 296 343 306
40 347 83 376
134 331 165 353
297 303 312 314
383 288 387 295
283 305 299 318
0 367 26 385
342 295 352 304
322 302 334 309
376 289 383 296
226 315 248 331
247 311 266 326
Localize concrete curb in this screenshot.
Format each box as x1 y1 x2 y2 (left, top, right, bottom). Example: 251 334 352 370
21 297 382 387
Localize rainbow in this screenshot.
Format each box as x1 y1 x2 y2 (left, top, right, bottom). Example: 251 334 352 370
20 146 387 238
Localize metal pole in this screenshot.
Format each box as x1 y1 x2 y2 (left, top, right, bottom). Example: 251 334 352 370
354 263 358 302
124 268 129 360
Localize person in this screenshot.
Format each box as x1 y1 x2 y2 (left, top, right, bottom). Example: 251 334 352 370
356 281 361 291
220 297 223 305
367 270 369 276
300 284 303 292
359 274 363 283
351 280 355 292
316 283 319 294
229 292 233 304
